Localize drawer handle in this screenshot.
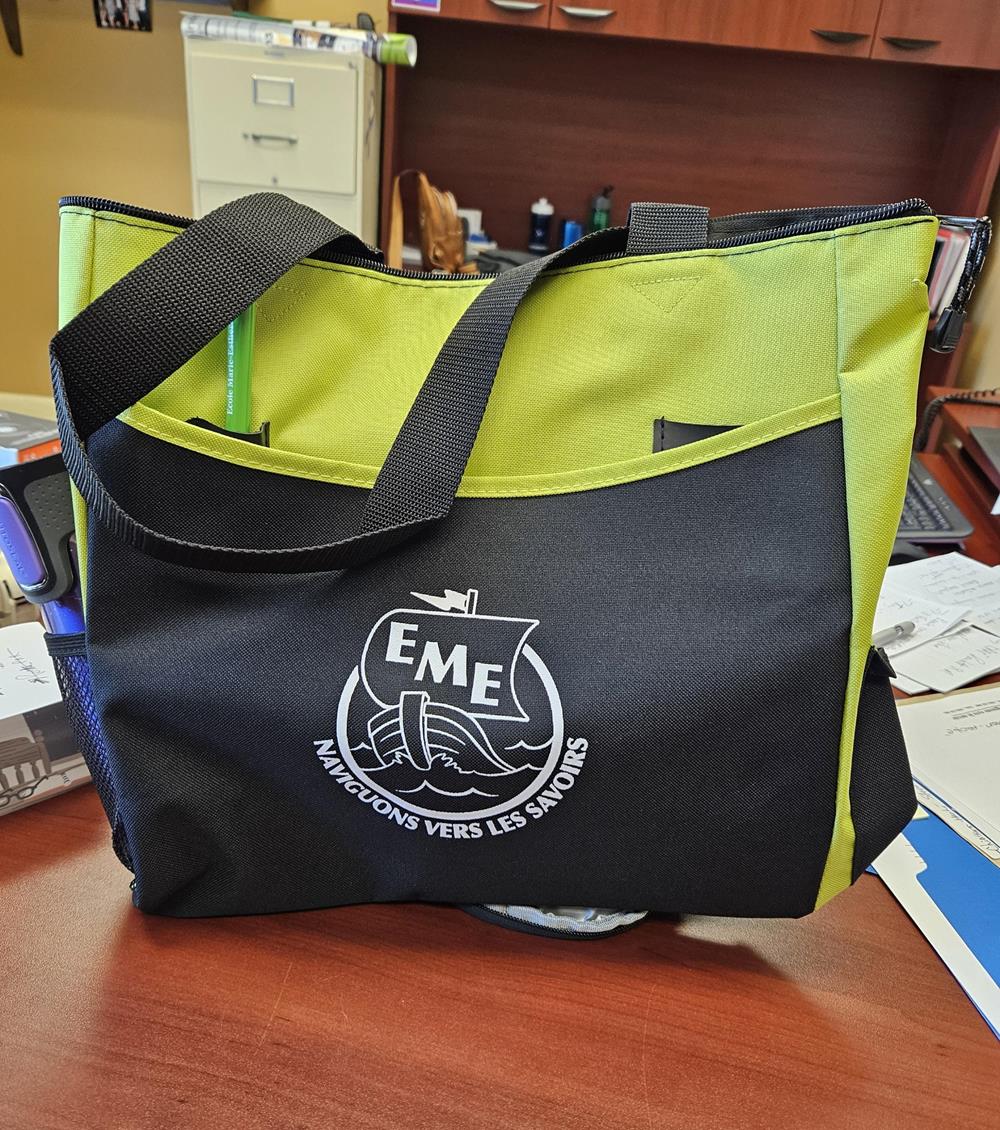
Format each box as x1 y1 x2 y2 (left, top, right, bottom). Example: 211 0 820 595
244 132 299 145
881 36 941 50
558 5 616 18
488 0 544 10
810 28 868 44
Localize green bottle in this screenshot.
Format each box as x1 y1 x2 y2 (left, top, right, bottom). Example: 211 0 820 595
590 185 614 232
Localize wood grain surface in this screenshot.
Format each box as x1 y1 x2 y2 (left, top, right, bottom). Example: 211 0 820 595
389 17 998 252
873 0 1000 71
2 787 996 1129
548 0 883 58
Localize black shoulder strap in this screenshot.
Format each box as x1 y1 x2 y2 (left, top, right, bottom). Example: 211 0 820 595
51 193 708 573
626 203 709 256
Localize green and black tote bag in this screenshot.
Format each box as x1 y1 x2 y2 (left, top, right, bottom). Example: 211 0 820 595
49 193 947 930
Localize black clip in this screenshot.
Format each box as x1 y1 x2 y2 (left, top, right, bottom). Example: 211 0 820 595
929 214 992 354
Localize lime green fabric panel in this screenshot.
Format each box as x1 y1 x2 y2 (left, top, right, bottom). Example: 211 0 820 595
70 483 88 602
57 211 99 613
815 215 939 908
57 209 96 327
122 392 842 497
68 209 489 471
471 235 838 476
62 208 915 486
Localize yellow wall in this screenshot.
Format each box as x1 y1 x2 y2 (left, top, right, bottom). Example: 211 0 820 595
0 0 384 398
255 0 386 28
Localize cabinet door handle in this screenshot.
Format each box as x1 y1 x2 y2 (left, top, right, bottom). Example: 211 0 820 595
558 5 615 18
488 0 544 10
881 36 942 50
810 29 868 44
244 132 299 145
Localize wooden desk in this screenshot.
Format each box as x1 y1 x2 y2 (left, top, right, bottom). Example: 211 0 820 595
1 787 996 1130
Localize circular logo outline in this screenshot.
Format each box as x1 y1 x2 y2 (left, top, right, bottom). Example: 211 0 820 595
335 643 564 821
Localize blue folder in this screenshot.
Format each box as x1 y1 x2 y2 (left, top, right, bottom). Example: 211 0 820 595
875 808 1000 1038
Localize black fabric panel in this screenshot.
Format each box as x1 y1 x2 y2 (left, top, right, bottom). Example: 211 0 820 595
83 418 853 919
88 420 371 549
848 668 917 880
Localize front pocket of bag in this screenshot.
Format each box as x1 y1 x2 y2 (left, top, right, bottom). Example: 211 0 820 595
848 653 916 881
45 632 133 870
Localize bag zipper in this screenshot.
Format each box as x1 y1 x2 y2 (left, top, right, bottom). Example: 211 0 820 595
59 194 485 283
60 195 933 280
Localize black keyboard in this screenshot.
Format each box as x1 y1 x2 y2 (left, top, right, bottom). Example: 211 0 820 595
898 456 974 543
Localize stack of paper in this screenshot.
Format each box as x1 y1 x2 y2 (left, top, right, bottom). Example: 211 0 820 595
875 553 1000 693
897 684 1000 858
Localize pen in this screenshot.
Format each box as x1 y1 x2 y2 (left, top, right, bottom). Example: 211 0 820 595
226 304 255 435
872 621 916 649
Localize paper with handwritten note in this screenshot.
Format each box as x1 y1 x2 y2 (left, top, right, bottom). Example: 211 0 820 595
892 625 1000 693
885 552 1000 637
0 621 60 715
874 583 968 657
898 684 1000 849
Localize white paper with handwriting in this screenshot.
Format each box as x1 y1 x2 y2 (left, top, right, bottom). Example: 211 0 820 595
0 621 59 717
873 582 968 657
885 552 1000 637
892 625 1000 694
897 685 1000 848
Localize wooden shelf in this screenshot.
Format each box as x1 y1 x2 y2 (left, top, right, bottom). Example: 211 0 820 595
382 7 1000 395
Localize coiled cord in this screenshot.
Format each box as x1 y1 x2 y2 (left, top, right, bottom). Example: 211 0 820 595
914 387 1000 452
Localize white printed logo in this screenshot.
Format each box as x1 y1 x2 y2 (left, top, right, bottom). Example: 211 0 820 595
315 588 588 839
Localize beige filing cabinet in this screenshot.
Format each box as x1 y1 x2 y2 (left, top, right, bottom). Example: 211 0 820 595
183 37 381 243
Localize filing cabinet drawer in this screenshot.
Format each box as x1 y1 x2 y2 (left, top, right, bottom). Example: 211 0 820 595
186 52 358 195
195 181 364 233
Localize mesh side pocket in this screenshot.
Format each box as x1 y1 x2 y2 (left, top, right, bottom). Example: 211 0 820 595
849 653 916 881
50 644 133 871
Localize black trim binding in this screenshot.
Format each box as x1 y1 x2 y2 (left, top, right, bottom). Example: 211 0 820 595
44 631 87 658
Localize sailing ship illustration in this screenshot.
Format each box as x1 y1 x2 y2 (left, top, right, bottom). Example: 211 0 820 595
350 589 551 804
367 692 519 774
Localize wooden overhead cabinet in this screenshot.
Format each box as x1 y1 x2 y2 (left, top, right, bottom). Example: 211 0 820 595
872 0 1000 70
548 1 883 58
395 0 552 27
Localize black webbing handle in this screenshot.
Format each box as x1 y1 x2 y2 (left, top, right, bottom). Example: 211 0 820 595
51 193 708 574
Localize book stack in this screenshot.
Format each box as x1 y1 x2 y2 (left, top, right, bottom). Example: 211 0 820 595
0 410 61 468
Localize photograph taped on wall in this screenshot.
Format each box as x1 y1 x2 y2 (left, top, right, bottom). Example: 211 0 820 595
93 0 151 32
